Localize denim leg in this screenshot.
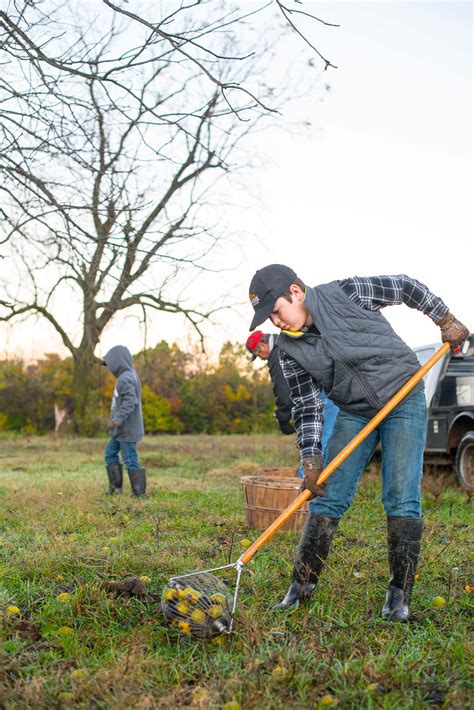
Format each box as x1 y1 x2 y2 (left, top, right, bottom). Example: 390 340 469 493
119 441 140 470
104 437 121 465
311 410 379 517
379 391 427 518
321 397 340 457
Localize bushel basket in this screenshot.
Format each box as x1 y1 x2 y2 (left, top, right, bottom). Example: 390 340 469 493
240 474 308 531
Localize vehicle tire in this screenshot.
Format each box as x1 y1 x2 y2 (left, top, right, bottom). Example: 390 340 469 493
455 432 474 490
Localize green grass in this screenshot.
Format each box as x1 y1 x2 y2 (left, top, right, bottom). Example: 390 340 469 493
0 435 472 709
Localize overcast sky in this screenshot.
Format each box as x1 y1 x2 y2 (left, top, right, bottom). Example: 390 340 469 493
1 0 472 360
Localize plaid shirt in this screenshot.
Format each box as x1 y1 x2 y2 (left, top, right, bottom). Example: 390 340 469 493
279 274 449 460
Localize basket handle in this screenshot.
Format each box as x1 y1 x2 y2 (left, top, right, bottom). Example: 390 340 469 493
239 342 450 565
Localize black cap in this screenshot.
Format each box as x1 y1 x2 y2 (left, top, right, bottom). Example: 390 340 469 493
248 264 297 330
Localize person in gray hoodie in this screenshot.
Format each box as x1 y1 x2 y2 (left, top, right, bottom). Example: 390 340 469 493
101 345 146 497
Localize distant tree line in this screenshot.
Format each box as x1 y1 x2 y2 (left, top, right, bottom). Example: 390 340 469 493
0 342 275 436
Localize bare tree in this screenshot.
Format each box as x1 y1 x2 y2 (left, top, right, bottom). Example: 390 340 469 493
0 1 338 115
102 0 339 100
0 1 336 430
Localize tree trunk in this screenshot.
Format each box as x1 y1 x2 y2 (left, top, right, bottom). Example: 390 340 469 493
72 342 100 435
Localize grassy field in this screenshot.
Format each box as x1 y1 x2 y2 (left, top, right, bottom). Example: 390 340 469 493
0 435 472 709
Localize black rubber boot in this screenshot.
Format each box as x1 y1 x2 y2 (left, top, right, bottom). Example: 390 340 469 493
382 516 423 622
105 464 123 495
275 514 340 610
128 468 147 498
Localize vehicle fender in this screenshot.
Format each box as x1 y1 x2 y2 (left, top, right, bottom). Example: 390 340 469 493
447 412 474 452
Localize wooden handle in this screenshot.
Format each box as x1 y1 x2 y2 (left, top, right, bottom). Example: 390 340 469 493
239 342 450 565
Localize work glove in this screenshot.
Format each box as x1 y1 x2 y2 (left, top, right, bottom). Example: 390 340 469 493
435 313 469 349
279 421 295 435
300 453 325 500
106 419 119 434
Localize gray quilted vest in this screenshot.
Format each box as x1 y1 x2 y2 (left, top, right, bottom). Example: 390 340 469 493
277 281 423 416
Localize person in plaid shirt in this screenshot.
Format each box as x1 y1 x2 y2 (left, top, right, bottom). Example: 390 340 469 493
248 265 469 621
245 329 339 448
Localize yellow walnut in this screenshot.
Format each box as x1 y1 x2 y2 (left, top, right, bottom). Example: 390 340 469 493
164 588 178 601
184 588 201 604
208 604 223 619
176 601 190 615
321 696 336 705
210 593 226 604
190 608 206 624
59 626 73 636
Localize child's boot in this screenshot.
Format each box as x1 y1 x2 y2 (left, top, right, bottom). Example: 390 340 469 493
128 468 147 497
105 464 123 495
275 514 339 610
382 516 423 622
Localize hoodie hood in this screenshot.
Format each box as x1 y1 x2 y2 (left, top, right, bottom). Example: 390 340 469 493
103 345 134 377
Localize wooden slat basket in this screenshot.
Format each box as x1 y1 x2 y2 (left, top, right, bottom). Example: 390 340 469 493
240 472 308 531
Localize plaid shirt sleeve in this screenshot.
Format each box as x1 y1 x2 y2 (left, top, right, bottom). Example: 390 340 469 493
339 274 449 321
279 349 324 460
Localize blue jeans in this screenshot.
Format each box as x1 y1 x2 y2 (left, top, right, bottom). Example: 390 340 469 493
297 393 340 478
310 390 427 519
321 393 339 453
105 437 140 470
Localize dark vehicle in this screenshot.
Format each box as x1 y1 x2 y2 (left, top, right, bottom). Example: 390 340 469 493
415 335 474 489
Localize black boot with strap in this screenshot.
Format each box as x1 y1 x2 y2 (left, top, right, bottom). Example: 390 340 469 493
382 516 423 622
105 463 123 495
128 468 147 498
275 513 340 610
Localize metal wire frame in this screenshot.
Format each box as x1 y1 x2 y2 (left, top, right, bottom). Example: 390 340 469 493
170 560 244 633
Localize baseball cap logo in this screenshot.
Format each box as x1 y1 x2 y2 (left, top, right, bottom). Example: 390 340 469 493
248 264 297 330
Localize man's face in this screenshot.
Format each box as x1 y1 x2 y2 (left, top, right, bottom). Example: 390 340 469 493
270 285 311 332
254 341 270 360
